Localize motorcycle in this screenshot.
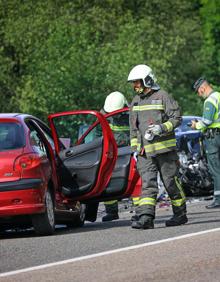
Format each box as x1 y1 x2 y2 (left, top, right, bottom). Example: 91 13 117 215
176 127 213 196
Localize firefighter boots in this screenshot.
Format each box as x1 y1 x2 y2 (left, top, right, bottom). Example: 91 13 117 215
131 215 154 229
131 214 139 222
165 215 188 227
102 213 119 222
206 201 220 209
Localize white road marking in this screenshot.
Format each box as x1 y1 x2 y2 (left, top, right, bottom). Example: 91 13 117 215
1 227 220 277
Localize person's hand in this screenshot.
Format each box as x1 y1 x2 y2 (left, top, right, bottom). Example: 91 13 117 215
191 120 197 129
132 151 138 162
148 124 162 136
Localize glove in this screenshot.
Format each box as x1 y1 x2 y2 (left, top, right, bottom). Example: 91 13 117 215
132 151 138 162
144 130 154 141
148 124 162 136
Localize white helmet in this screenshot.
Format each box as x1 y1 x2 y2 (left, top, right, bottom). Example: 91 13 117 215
127 64 159 90
104 91 128 113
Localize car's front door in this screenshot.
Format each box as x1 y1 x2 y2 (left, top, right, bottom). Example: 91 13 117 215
48 110 117 201
78 108 140 202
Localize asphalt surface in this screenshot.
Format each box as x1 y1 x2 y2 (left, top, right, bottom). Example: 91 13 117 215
1 198 220 281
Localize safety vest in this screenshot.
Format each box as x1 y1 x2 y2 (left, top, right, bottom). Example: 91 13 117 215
206 91 220 129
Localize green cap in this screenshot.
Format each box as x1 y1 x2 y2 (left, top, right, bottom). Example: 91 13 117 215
193 77 207 91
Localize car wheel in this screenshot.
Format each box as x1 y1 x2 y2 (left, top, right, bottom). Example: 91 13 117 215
0 226 7 233
66 203 86 228
32 189 55 235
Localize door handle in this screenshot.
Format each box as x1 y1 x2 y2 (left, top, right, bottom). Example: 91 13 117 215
65 150 74 157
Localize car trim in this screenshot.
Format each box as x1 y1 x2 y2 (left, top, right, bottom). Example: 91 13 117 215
0 179 43 192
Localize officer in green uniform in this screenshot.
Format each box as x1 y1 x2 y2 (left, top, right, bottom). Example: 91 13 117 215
192 77 220 209
101 91 130 221
127 64 187 229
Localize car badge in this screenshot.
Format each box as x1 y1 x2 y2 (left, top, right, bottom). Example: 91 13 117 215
4 172 13 177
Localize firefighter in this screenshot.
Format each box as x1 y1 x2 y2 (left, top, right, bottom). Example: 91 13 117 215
101 91 130 221
127 64 187 229
192 77 220 209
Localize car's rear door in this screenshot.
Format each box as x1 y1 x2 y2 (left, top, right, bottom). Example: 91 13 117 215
48 110 117 201
78 108 140 202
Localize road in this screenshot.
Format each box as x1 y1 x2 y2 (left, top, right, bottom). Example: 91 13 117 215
1 198 220 281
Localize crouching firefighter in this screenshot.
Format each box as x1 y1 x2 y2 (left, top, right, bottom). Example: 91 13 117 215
127 64 188 229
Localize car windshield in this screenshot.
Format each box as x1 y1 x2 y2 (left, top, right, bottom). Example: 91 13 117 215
0 122 25 151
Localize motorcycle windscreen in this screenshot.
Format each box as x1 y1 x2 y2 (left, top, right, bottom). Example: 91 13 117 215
48 111 117 200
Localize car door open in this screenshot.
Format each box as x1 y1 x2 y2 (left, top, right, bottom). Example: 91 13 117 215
48 110 117 201
78 108 140 202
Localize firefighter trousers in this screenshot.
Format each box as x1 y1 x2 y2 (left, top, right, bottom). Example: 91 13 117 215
104 200 118 214
136 151 186 219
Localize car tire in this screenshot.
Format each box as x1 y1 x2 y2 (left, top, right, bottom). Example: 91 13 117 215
32 189 55 235
66 203 86 228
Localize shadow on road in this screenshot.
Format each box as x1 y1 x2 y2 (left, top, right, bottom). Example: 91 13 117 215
1 208 220 239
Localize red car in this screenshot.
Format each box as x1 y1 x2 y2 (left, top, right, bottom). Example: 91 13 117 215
0 110 140 235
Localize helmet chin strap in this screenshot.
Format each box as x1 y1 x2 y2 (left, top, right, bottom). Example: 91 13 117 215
135 86 152 97
134 80 145 94
134 87 144 94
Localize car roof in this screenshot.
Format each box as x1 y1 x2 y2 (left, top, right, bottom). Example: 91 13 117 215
0 113 49 128
0 113 31 118
0 113 45 123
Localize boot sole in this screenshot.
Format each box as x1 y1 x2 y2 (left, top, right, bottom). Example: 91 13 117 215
131 223 154 229
165 219 188 227
102 216 119 222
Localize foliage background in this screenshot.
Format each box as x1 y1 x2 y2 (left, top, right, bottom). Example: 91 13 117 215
0 0 219 121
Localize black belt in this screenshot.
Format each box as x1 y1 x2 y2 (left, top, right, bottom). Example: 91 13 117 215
204 128 220 138
206 128 220 133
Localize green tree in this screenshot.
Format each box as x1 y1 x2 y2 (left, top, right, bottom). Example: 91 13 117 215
200 0 220 82
0 0 204 119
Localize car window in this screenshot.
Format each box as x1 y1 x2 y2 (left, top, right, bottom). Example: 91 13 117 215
106 111 130 147
36 122 55 150
79 123 103 144
79 111 130 146
30 130 47 156
0 122 25 151
26 122 48 157
53 114 99 146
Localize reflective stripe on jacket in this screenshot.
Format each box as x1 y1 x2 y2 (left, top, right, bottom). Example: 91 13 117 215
109 124 130 131
129 89 181 157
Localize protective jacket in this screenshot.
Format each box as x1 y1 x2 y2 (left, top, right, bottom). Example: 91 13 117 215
130 89 182 157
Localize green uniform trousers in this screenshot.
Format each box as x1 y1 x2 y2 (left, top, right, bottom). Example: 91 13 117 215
205 132 220 203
